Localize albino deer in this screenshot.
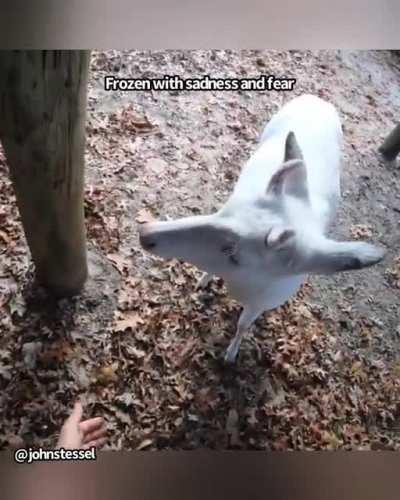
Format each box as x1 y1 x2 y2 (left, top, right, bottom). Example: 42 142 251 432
139 94 385 363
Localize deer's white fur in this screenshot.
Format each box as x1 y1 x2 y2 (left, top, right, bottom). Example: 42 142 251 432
232 94 341 227
139 94 385 363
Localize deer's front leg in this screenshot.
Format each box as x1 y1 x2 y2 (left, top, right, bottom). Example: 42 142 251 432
224 304 263 364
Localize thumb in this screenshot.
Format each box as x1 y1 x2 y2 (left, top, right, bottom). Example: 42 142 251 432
67 401 83 424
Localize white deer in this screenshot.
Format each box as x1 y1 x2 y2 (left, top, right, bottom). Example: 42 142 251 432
139 94 385 363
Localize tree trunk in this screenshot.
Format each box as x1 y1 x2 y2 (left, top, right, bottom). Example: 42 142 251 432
0 50 90 297
379 122 400 161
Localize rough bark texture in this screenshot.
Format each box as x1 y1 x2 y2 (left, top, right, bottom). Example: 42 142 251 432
0 50 90 296
379 122 400 161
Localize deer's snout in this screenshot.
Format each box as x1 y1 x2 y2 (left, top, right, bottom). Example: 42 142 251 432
138 223 157 250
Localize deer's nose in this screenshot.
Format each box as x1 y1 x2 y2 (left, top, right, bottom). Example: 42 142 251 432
138 223 157 250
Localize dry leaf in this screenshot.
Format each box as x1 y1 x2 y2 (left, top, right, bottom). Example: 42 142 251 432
350 361 362 374
106 253 130 274
350 361 367 382
40 340 73 364
8 293 26 317
132 118 153 130
97 362 119 384
114 312 145 332
246 408 259 426
136 438 153 450
22 342 41 370
349 224 373 239
322 431 342 450
135 209 156 224
333 350 344 363
270 388 287 407
0 229 10 245
392 363 400 377
114 409 133 426
145 158 168 174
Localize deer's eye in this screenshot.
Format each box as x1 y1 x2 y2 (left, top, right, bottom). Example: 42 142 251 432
221 244 234 256
265 227 295 248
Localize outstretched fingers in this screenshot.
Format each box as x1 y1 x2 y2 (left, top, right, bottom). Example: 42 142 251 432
79 417 107 448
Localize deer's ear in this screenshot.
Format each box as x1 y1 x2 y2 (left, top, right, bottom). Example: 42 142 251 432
304 240 386 274
266 132 309 201
284 131 303 161
266 158 308 199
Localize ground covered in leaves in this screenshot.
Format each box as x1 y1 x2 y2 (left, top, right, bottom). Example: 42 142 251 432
0 50 399 450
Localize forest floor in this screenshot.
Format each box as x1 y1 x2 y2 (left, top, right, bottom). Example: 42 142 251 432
0 50 399 450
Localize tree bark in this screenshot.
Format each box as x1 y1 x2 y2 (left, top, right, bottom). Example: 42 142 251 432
0 50 90 297
379 122 400 161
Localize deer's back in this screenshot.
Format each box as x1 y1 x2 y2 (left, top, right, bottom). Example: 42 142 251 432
230 95 342 228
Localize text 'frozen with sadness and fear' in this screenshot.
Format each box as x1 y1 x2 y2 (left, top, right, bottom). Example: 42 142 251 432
104 74 296 92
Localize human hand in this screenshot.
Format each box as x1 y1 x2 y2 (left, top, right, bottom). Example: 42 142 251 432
57 401 107 450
